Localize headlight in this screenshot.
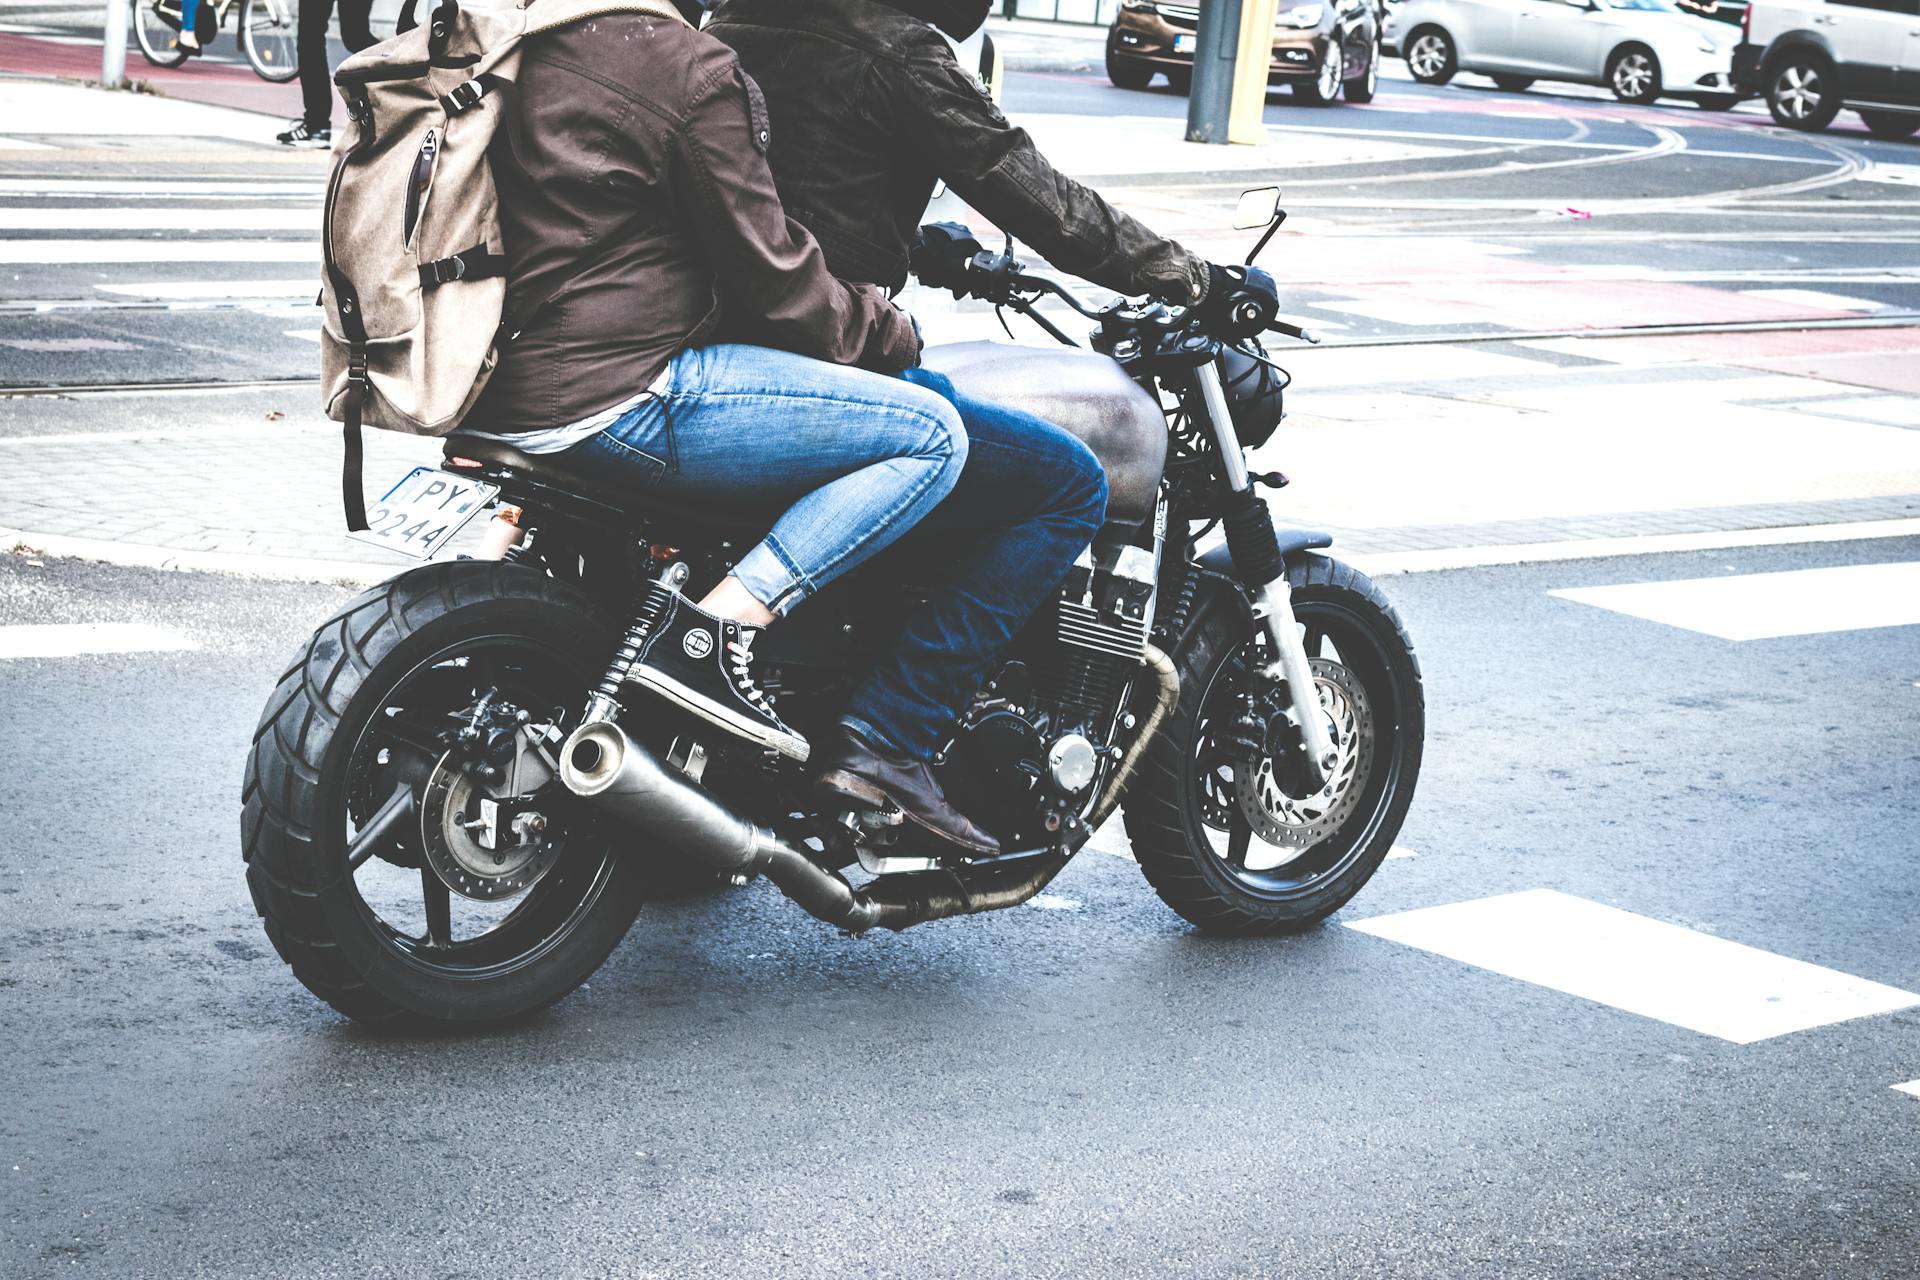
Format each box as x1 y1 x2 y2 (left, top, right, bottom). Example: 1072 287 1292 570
1278 4 1324 27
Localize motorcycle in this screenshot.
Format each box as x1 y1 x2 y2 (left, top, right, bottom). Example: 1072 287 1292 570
241 189 1424 1028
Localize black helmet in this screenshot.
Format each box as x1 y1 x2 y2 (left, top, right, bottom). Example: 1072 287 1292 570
1217 342 1288 449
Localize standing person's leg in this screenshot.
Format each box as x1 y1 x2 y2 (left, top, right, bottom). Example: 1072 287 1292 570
286 0 337 140
178 0 203 51
337 0 374 52
556 343 968 760
817 372 1107 848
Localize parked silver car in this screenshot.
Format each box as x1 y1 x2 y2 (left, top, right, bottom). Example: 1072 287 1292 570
1397 0 1744 106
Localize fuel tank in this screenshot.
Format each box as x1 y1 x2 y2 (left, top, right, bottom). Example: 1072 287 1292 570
920 342 1168 528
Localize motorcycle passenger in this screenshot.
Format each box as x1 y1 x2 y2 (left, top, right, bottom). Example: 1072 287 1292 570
467 9 966 767
704 0 1245 851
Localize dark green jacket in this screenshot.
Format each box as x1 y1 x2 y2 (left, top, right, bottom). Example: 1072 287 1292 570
705 0 1209 304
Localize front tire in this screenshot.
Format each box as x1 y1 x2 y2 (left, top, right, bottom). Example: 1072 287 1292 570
242 561 648 1029
1404 27 1456 85
133 0 188 68
239 0 299 82
1295 41 1346 105
1107 45 1156 90
1124 556 1424 934
1608 45 1661 104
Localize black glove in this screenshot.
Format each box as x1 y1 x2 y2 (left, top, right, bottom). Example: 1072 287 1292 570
1197 263 1280 339
911 222 985 292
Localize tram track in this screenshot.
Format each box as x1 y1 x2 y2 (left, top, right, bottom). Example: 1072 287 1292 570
3 313 1914 399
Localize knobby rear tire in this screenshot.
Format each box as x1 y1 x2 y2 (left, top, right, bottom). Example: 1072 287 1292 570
1124 555 1424 935
241 560 648 1029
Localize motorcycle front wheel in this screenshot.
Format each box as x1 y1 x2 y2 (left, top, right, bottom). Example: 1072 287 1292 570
1125 554 1424 934
241 560 648 1028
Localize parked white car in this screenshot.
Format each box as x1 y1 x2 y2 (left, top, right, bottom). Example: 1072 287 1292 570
1735 0 1920 137
1397 0 1745 106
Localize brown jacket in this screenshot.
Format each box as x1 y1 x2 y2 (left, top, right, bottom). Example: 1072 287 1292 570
474 14 918 433
705 0 1209 303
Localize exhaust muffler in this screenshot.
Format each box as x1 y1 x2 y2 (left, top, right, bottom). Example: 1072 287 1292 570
559 644 1176 934
561 720 888 930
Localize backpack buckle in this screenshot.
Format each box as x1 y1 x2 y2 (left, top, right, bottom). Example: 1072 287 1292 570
424 255 467 285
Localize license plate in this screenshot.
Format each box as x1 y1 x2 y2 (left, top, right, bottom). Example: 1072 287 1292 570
348 465 500 561
1174 33 1195 53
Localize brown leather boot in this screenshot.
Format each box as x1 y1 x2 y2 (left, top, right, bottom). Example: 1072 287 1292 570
814 729 1000 856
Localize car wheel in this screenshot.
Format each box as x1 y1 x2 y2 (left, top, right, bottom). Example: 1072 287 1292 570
1490 74 1534 92
1345 35 1380 103
1764 49 1841 131
1607 45 1661 104
1295 39 1345 105
1106 44 1156 91
1858 109 1920 139
1403 27 1455 85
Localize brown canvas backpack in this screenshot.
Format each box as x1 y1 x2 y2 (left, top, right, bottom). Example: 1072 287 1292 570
320 0 686 529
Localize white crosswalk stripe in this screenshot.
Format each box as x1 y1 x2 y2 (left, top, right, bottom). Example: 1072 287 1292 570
0 622 197 658
1348 888 1920 1044
1550 562 1920 640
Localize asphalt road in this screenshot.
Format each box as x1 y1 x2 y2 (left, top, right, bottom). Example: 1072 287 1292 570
2 63 1916 389
4 536 1917 1277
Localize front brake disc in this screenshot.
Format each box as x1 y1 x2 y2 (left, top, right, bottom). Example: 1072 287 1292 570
1232 658 1375 851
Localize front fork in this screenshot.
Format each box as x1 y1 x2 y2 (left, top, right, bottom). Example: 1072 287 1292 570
1193 360 1339 788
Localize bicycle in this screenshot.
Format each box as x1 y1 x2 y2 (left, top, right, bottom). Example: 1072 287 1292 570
133 0 299 82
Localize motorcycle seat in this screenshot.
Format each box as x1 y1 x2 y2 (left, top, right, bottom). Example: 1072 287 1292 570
441 433 775 535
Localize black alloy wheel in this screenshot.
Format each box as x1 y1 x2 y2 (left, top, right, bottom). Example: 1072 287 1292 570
243 561 649 1028
1124 556 1425 934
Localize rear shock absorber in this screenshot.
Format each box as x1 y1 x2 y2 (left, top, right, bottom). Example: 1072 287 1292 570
584 560 689 724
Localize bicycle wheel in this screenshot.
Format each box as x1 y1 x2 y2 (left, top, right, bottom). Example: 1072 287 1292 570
240 0 299 82
133 0 189 69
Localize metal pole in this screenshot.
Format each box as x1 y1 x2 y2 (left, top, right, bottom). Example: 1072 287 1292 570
1185 0 1244 145
101 0 130 89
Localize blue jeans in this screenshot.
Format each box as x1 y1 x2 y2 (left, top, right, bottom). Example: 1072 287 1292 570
563 343 966 616
839 368 1109 760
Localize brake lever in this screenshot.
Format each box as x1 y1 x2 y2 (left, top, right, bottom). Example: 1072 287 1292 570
1268 318 1322 345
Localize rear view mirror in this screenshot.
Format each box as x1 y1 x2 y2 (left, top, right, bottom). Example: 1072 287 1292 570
1233 187 1282 230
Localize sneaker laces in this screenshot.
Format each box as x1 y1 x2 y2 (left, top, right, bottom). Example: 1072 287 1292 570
725 632 779 717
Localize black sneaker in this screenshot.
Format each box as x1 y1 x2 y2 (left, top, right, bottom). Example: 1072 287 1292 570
276 121 331 149
627 595 809 762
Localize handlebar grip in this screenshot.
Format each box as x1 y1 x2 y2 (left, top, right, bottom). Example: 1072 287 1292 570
1269 318 1322 345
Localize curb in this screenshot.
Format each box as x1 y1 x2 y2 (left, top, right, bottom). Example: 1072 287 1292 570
3 528 399 588
11 517 1920 589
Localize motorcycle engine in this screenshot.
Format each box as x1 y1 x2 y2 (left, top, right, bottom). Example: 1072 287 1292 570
940 542 1157 849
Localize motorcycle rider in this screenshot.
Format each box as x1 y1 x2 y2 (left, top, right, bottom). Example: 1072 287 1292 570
703 0 1253 848
468 6 969 766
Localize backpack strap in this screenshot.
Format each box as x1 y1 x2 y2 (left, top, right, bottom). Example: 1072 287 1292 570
419 243 507 287
330 265 372 532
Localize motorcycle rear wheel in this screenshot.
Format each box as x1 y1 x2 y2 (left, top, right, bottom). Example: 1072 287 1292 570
242 560 648 1028
1124 555 1423 934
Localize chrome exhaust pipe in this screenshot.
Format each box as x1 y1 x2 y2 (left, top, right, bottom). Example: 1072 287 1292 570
561 642 1178 936
561 720 885 931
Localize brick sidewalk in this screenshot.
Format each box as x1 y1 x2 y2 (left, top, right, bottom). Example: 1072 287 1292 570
5 327 1918 584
